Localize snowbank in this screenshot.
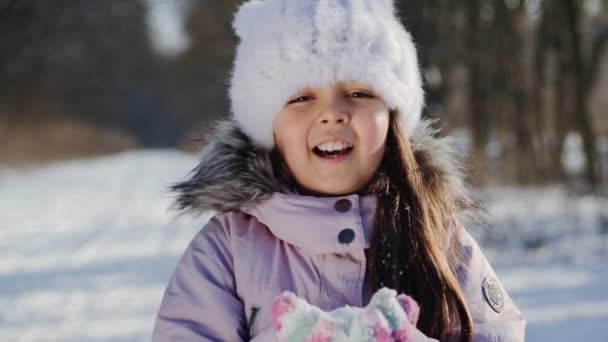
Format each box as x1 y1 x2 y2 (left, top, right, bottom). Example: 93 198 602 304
1 150 606 341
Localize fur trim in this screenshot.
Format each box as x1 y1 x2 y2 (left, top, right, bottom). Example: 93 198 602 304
171 121 286 214
171 119 484 226
409 119 485 226
229 0 425 149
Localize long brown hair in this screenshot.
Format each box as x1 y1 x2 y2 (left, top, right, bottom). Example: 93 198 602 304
271 110 474 340
365 111 473 341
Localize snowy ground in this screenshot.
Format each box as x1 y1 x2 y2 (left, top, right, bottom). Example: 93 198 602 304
1 150 607 341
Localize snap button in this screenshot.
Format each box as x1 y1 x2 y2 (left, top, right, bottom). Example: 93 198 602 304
338 228 355 244
334 199 352 213
482 276 505 313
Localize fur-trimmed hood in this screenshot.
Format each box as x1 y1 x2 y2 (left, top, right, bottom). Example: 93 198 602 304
171 119 483 226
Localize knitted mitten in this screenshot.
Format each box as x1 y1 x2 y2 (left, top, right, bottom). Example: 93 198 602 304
271 287 420 342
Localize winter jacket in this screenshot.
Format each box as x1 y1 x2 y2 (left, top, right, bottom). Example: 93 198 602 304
151 120 526 341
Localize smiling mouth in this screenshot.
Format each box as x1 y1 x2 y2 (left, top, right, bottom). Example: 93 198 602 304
312 142 354 159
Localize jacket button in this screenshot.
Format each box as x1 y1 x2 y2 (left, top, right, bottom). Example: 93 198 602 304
338 228 355 244
334 199 352 212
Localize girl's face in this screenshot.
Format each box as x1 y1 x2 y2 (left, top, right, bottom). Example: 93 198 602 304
273 82 390 196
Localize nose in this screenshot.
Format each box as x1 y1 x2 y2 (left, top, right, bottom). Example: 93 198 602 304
317 100 350 125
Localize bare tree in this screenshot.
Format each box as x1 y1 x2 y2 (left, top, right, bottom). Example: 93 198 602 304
493 0 539 184
464 0 492 185
563 0 603 186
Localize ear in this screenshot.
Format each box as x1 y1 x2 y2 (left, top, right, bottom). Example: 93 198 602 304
232 0 266 39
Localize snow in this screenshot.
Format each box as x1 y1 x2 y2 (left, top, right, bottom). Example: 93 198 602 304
1 150 607 341
144 0 192 57
474 186 608 341
0 151 205 341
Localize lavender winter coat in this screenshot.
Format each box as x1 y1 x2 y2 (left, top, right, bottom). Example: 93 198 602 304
151 120 526 341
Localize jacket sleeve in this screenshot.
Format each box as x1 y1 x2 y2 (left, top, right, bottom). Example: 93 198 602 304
458 228 526 342
152 215 247 341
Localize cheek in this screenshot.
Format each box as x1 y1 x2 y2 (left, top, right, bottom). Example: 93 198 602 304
358 111 390 153
273 114 311 167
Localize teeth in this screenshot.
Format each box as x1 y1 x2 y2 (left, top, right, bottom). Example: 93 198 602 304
316 141 352 152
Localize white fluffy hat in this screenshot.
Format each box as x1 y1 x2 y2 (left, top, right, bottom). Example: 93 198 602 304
229 0 425 149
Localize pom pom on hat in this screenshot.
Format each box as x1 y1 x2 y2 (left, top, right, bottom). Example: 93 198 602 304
229 0 425 149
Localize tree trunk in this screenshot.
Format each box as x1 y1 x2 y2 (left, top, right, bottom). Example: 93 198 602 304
535 0 569 183
564 0 603 187
495 0 538 184
465 0 490 185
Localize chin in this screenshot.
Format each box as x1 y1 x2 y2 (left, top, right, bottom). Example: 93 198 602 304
308 182 360 197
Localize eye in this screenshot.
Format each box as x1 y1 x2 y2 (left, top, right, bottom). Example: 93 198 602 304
287 95 313 105
347 91 374 99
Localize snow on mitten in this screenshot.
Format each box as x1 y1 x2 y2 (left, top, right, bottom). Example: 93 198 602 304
272 291 349 342
271 288 420 342
349 288 419 342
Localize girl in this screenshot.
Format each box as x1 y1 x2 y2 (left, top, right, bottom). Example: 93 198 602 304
152 0 526 341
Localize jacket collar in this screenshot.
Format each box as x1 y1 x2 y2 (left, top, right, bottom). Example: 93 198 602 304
171 119 482 230
244 192 377 254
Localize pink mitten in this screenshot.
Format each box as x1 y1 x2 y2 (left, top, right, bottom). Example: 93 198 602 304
271 288 420 342
391 294 420 342
352 288 419 342
271 291 347 341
